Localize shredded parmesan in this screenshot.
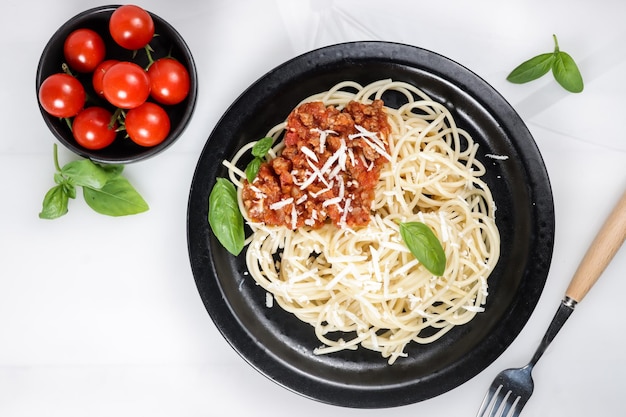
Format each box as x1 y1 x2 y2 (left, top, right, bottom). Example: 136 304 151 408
300 146 319 162
269 198 294 210
322 196 343 207
296 194 308 205
290 204 297 229
485 154 509 160
265 292 274 308
311 128 337 153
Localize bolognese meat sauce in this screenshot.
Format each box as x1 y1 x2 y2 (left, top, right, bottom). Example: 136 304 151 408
242 100 391 229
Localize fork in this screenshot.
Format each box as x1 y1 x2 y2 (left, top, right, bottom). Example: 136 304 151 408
476 189 626 417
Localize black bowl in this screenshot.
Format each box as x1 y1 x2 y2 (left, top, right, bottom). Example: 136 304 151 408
35 5 198 164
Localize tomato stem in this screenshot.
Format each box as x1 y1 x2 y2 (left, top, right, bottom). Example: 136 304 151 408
144 43 155 69
61 63 75 77
63 117 73 131
110 108 125 130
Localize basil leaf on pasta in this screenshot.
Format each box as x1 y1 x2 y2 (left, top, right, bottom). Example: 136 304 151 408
399 222 446 276
244 137 274 183
245 157 262 183
251 137 273 157
209 178 245 256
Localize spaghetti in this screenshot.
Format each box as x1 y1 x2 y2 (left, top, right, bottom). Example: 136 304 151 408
223 79 500 364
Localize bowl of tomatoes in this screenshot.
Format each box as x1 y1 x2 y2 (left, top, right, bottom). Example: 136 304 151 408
36 4 198 164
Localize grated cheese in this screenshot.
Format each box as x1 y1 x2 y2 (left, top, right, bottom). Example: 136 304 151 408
311 128 337 153
322 196 343 207
265 292 274 308
347 147 356 166
291 203 297 229
270 197 294 210
485 154 509 160
339 197 352 227
300 145 319 162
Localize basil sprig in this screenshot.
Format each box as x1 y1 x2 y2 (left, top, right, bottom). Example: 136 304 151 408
399 222 447 276
507 34 583 93
209 137 272 255
245 137 273 183
209 178 245 255
39 144 149 219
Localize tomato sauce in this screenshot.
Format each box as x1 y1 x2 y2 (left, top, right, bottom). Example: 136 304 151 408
242 100 391 230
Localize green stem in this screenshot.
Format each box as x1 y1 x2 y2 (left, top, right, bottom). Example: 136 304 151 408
53 143 61 172
144 43 155 69
63 117 72 131
61 62 75 77
110 108 124 129
552 34 560 53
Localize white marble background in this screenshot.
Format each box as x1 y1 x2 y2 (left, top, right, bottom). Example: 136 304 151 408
1 0 625 416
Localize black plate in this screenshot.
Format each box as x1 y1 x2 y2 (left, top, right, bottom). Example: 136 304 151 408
187 41 554 408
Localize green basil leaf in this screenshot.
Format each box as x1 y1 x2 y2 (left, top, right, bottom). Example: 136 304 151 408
39 185 69 219
82 177 149 216
209 178 245 256
506 53 555 84
399 222 446 276
552 51 584 93
53 172 64 185
245 157 262 183
97 163 125 179
251 137 273 157
61 159 112 189
62 181 77 199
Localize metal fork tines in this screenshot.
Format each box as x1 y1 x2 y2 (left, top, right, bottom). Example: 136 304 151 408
476 300 575 417
476 366 533 417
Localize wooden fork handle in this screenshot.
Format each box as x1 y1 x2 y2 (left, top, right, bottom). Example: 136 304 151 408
565 189 626 303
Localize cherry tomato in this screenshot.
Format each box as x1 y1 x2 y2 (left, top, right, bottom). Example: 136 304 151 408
72 107 117 150
101 61 150 109
148 58 190 105
109 5 155 50
63 28 106 73
92 59 119 97
125 102 170 147
38 73 86 118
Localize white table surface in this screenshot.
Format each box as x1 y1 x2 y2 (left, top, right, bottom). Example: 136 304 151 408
1 0 625 416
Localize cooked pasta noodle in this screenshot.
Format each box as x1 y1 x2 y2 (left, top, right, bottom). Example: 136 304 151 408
223 79 500 364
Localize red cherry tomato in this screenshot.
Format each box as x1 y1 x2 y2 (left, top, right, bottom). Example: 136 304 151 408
109 5 155 50
148 58 190 105
92 59 119 97
63 28 106 73
38 73 86 118
101 61 150 109
125 102 170 147
72 107 117 150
